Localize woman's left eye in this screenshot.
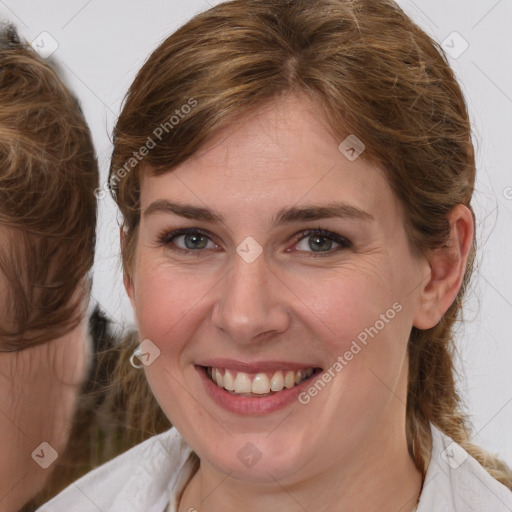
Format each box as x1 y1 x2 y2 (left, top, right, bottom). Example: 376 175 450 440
291 229 352 256
157 227 351 257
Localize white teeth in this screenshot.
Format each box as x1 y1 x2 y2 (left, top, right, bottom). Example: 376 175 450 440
208 367 315 395
270 371 284 391
215 368 223 387
284 371 295 389
223 369 235 391
233 372 252 393
252 373 270 394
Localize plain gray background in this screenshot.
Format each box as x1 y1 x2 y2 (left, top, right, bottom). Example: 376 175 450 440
2 0 511 464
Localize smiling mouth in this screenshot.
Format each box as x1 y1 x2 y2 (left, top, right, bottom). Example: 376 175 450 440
201 366 322 397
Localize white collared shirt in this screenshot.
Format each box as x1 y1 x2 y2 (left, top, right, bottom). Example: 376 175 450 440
416 425 512 511
37 424 512 512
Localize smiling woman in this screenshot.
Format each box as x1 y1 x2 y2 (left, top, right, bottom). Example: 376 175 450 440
38 0 512 511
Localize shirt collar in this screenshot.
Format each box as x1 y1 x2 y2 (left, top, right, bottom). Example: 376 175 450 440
416 423 512 511
166 424 512 512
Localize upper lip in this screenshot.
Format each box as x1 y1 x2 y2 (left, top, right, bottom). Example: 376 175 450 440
197 358 322 373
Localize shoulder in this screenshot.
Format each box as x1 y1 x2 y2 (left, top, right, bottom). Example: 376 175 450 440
36 427 193 512
417 423 512 512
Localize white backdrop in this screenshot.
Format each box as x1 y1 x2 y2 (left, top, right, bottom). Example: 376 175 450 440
2 0 511 465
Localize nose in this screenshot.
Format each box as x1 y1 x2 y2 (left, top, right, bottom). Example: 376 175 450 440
211 249 291 344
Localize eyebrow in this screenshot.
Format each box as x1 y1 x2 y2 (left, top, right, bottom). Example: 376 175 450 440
143 200 375 227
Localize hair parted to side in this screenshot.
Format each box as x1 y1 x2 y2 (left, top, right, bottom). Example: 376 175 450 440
0 23 98 351
108 0 512 488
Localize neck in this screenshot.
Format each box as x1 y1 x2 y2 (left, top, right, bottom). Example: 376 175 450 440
178 419 423 512
0 316 90 511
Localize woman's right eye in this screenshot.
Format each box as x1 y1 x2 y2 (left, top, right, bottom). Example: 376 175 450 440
158 228 218 256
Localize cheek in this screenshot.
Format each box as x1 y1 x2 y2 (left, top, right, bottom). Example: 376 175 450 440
290 262 399 347
291 262 411 409
134 261 209 342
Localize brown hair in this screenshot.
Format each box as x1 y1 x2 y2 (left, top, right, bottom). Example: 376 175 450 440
108 0 512 488
0 24 98 351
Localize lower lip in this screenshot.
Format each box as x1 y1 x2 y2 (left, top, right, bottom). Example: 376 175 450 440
196 365 322 415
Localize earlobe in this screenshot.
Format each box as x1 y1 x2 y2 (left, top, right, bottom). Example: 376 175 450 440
412 204 474 330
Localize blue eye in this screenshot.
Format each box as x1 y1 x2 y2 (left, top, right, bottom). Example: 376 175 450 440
158 228 217 257
157 227 351 257
292 228 352 256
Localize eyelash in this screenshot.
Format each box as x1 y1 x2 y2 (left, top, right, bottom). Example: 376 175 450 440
157 227 352 258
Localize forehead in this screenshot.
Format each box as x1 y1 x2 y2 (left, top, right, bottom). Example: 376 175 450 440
140 95 402 229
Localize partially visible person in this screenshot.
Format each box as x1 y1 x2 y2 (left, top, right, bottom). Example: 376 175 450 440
24 305 170 511
0 23 98 511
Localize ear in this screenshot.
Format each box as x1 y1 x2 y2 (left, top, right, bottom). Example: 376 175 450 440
120 225 136 310
413 204 474 330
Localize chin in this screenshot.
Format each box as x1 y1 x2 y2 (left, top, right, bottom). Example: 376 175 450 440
192 429 311 483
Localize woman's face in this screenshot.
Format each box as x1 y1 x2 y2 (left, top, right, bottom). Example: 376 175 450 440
127 94 431 484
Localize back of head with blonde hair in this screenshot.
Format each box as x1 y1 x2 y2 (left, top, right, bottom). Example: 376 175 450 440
107 0 512 488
